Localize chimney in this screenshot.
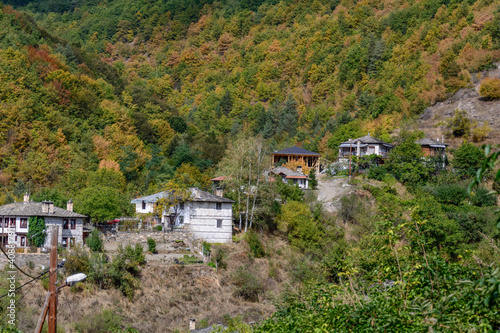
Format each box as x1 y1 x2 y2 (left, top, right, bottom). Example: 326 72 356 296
41 201 49 213
67 199 73 212
215 187 223 197
48 201 54 214
23 192 29 203
189 318 196 331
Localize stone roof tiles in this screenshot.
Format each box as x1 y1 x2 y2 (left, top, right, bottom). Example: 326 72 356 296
272 146 321 156
0 202 86 218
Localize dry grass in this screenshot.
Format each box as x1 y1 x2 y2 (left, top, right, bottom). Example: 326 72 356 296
16 239 287 333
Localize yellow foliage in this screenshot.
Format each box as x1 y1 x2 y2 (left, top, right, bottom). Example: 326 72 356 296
99 159 121 172
471 121 492 142
282 159 311 176
479 77 500 100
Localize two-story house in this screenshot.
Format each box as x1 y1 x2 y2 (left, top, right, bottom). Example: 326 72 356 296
131 188 234 243
0 195 85 249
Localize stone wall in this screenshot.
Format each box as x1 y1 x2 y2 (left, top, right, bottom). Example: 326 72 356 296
0 252 50 270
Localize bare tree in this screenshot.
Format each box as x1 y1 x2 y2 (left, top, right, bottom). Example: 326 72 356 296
218 135 269 232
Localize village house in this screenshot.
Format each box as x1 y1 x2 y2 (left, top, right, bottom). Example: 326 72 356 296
269 166 309 189
416 137 448 158
0 195 85 249
271 146 321 173
131 188 234 243
338 134 393 160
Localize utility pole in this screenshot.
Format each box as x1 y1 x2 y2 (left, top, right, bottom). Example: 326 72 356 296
35 226 57 333
48 226 58 333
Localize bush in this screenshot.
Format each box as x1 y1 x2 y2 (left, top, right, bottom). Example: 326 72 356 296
73 309 123 333
27 216 46 247
147 238 156 253
446 109 471 138
86 229 104 252
470 187 497 207
212 246 227 270
246 231 265 258
479 77 500 100
232 266 264 302
452 141 485 178
155 225 162 231
65 246 90 275
367 165 388 181
434 184 468 205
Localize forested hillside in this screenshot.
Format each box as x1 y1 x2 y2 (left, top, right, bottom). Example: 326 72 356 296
0 1 500 332
0 0 499 211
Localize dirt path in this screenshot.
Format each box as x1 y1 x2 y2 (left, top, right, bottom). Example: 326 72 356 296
316 175 354 212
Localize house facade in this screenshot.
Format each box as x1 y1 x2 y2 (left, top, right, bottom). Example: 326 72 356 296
131 188 234 243
416 138 448 158
271 146 321 173
0 197 85 249
338 134 393 160
269 166 309 189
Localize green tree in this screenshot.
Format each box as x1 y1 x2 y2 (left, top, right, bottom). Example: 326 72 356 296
86 228 104 252
386 135 432 185
452 141 485 178
309 169 318 190
75 186 131 223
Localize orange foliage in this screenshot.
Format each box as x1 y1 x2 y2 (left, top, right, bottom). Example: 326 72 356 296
282 159 311 175
99 159 121 172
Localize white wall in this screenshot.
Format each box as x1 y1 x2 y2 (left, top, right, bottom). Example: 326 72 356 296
135 202 155 214
185 202 233 243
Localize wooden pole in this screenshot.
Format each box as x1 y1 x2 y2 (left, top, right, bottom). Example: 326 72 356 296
35 292 50 333
48 226 58 333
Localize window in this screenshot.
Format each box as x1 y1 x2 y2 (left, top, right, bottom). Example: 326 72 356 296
20 218 27 229
63 219 69 229
70 219 76 229
179 202 184 210
62 237 68 248
69 238 75 247
178 216 184 225
142 201 146 210
20 237 26 247
9 218 15 228
216 203 222 210
217 219 222 228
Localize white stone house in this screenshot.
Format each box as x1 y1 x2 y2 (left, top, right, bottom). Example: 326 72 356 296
131 188 234 243
269 166 309 189
0 196 85 249
338 134 394 161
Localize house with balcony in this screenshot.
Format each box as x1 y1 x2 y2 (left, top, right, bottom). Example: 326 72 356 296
0 195 85 249
131 188 234 243
271 146 321 173
338 134 393 161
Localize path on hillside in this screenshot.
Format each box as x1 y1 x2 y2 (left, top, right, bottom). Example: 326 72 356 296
316 175 353 213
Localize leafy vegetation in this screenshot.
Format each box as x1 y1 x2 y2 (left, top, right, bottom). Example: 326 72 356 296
26 216 46 247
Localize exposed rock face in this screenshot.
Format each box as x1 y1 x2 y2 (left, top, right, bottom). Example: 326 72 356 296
419 66 500 148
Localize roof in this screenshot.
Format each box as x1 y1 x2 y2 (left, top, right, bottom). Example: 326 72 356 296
340 134 393 147
131 188 234 204
210 176 226 181
270 167 308 179
0 202 86 218
191 325 227 333
272 146 321 156
416 138 449 146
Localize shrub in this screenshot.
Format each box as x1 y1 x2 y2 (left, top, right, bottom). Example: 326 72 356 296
434 184 468 205
65 246 90 275
246 231 265 258
471 121 492 142
155 225 162 231
147 238 156 253
367 165 388 181
479 77 500 100
446 109 471 138
470 187 497 207
212 246 227 270
86 229 104 252
452 141 485 178
73 309 123 333
232 266 264 302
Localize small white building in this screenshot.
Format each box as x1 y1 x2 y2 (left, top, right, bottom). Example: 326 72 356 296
0 196 85 248
131 188 234 243
269 166 309 189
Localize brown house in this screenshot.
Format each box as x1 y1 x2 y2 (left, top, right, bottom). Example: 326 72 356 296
415 138 448 158
271 146 321 173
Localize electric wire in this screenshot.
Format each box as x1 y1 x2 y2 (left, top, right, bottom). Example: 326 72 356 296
0 274 39 324
0 269 55 300
0 245 37 279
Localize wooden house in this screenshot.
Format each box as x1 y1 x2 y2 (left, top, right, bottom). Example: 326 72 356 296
415 138 448 158
271 146 321 173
